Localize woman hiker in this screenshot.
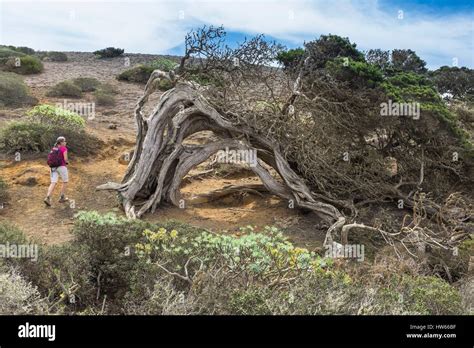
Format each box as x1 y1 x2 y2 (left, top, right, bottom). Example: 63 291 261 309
44 136 69 206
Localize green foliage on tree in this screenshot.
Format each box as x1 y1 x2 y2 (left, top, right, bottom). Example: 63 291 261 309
381 72 472 151
305 34 365 69
365 49 391 72
326 57 384 88
391 49 427 74
430 66 474 100
276 48 305 69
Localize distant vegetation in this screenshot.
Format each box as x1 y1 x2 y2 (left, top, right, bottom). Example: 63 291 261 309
46 77 118 106
47 80 83 98
0 45 43 74
71 77 101 92
46 51 68 62
94 47 124 59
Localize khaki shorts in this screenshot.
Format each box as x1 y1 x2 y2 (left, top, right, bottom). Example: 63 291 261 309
50 166 68 183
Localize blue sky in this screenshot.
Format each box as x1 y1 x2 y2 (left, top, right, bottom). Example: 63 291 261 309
0 0 472 69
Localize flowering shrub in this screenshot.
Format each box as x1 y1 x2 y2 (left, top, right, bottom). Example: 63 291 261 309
135 225 329 280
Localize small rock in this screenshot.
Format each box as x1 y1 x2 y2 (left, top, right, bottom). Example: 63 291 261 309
103 110 118 116
108 124 118 130
18 176 38 186
118 152 131 165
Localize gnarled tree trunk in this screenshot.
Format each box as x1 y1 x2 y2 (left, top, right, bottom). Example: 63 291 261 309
97 72 346 245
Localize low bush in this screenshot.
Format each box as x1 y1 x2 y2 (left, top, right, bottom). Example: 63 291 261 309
2 55 44 75
117 58 177 84
0 121 101 155
71 77 101 92
47 81 82 98
117 65 153 83
188 71 224 87
93 47 124 59
93 90 116 106
157 79 174 91
0 72 38 107
47 51 68 62
149 58 178 72
98 83 118 95
27 104 86 130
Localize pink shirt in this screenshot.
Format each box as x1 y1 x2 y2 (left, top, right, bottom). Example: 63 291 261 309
58 146 68 166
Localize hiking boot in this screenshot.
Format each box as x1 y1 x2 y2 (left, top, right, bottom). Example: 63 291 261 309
58 195 69 203
43 196 51 206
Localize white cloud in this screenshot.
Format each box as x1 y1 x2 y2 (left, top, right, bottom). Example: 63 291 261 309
0 0 472 68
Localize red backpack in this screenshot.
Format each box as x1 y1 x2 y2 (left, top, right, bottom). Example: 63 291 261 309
47 147 63 168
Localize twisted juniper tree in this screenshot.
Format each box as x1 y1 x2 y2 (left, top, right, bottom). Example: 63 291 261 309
98 26 472 254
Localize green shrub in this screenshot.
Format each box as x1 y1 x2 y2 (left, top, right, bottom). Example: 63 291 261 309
157 79 174 91
27 104 86 130
98 83 118 95
47 80 82 98
135 225 322 280
2 55 43 75
188 72 224 87
72 211 154 300
326 57 383 88
0 121 101 155
149 58 178 72
93 90 116 106
47 51 68 62
382 72 473 152
117 65 154 83
0 222 27 245
0 72 38 107
93 47 124 59
118 58 177 84
71 77 100 92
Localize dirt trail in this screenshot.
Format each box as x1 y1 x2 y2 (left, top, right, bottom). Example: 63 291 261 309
0 53 325 249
